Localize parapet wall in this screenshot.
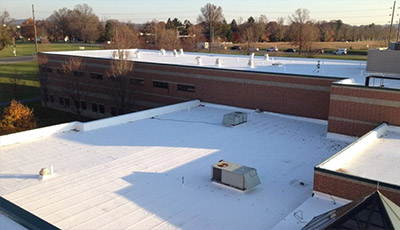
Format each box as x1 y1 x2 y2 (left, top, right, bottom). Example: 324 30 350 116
328 84 400 136
0 100 200 147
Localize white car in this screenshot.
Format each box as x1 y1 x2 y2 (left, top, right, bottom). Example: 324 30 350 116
266 47 278 52
333 48 347 55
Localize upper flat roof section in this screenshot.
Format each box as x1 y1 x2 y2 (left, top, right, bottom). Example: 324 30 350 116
320 124 400 186
0 102 349 230
45 49 371 84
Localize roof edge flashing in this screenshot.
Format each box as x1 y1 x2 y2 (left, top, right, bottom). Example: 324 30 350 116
317 122 388 171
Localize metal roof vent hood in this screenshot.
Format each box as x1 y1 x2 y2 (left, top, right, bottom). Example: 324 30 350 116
211 160 260 191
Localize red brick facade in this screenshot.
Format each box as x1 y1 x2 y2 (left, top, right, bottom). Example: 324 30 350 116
328 84 400 136
314 170 400 206
38 53 340 120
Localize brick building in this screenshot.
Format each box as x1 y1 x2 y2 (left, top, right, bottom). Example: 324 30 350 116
38 49 400 136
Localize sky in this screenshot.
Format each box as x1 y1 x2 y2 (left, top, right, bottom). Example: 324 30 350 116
1 0 398 25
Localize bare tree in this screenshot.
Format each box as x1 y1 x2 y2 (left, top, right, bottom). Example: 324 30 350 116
108 21 141 49
289 8 311 54
38 55 50 107
158 28 181 50
71 4 102 43
107 50 135 115
240 17 259 54
197 3 224 51
62 57 87 120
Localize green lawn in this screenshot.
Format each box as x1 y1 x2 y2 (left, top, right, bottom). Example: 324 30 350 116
0 42 102 58
0 61 39 81
0 61 40 103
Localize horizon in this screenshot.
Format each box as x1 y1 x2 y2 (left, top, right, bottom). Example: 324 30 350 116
1 0 398 26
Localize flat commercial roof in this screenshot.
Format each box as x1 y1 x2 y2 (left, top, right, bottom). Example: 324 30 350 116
45 49 371 84
0 102 350 229
320 124 400 186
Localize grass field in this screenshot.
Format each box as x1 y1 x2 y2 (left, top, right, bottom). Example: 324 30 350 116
0 42 102 58
0 61 40 103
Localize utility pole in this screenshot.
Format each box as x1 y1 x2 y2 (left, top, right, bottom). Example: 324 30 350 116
397 6 400 42
388 1 396 47
32 4 39 53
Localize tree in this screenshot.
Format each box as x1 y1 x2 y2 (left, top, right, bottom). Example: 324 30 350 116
45 7 72 41
70 4 102 42
1 100 37 134
107 50 135 115
108 21 140 49
38 55 50 107
157 28 181 50
289 8 311 54
239 16 263 54
0 10 13 51
20 18 35 41
62 57 88 120
197 3 224 50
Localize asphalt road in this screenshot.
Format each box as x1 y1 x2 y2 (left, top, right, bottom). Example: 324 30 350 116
0 55 37 64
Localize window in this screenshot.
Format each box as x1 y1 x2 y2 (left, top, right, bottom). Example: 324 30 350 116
90 73 103 80
81 101 87 110
153 81 169 89
92 103 98 112
73 71 85 77
50 95 54 103
59 97 64 105
99 104 105 114
130 78 145 86
64 98 70 107
177 84 195 93
42 67 52 73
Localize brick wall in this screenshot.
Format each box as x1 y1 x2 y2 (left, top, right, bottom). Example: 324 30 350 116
314 169 400 206
328 84 400 136
39 53 341 119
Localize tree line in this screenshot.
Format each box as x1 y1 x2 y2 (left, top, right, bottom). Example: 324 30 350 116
0 3 397 52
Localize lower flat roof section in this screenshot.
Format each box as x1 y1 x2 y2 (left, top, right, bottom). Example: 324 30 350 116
0 102 350 229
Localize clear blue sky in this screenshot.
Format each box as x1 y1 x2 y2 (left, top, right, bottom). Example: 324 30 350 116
1 0 397 25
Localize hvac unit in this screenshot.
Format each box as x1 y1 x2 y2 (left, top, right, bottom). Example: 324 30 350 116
222 112 247 126
211 160 260 191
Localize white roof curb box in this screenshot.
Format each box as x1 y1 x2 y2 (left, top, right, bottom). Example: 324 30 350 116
211 160 261 191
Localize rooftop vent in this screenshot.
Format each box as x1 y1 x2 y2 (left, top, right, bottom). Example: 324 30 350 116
173 49 178 57
211 160 260 191
196 56 202 65
160 49 166 55
248 59 255 68
222 112 247 126
216 58 222 67
264 54 269 61
180 48 184 55
112 50 119 59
